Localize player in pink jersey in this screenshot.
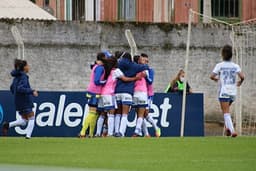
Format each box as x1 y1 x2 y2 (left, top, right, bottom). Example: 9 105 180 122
132 55 149 137
140 54 161 138
79 52 108 138
95 57 142 137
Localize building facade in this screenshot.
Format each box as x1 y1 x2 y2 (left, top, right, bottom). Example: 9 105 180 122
34 0 256 23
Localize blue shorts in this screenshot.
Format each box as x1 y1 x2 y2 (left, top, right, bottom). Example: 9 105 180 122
18 108 33 115
219 97 234 104
86 92 100 107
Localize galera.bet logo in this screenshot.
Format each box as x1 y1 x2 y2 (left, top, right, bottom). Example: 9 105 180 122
0 104 3 124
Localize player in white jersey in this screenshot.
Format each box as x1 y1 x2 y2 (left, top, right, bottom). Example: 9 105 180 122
210 45 245 137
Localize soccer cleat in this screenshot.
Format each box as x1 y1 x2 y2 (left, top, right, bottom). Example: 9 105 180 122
132 133 141 138
78 133 86 139
2 122 9 136
144 134 151 138
231 132 238 138
225 129 231 136
94 134 101 138
114 132 123 137
155 128 161 137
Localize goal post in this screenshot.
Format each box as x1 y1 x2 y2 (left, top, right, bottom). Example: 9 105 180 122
125 29 138 60
11 26 24 60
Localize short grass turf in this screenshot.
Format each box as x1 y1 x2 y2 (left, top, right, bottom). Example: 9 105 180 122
0 137 256 171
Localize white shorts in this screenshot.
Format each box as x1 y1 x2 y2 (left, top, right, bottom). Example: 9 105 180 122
115 93 133 106
133 92 148 107
98 95 117 110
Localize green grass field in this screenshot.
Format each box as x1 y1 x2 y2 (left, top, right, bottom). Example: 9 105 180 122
1 137 256 171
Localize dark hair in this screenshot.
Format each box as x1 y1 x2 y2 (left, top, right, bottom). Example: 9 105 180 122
114 51 122 59
14 59 27 71
122 52 132 61
222 45 232 61
141 53 148 58
133 55 140 64
103 57 117 80
97 52 106 61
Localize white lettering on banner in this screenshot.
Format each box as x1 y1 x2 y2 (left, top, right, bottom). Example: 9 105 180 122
36 102 56 127
55 95 66 126
64 103 83 127
147 103 160 127
160 98 171 127
127 114 137 127
15 103 37 135
13 94 172 135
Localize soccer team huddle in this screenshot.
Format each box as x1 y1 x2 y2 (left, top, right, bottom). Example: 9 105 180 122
78 51 161 138
2 45 245 139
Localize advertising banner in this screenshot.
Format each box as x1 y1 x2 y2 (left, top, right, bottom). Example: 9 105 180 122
0 91 204 137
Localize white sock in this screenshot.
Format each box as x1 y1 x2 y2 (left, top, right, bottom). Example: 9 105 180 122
224 113 235 133
114 114 121 134
96 115 105 136
119 115 128 136
9 119 27 128
26 116 35 138
107 114 115 136
135 117 143 135
146 115 158 131
142 119 149 136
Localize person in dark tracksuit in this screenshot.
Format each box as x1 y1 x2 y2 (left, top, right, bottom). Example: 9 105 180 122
2 59 38 139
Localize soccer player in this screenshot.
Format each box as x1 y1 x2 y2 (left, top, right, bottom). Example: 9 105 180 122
96 57 141 136
114 52 149 137
140 53 161 137
2 59 38 139
132 55 150 137
79 52 107 138
210 45 245 137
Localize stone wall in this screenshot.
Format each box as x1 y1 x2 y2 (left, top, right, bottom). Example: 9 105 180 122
0 20 255 121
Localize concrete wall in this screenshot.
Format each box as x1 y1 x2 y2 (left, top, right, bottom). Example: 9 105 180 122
0 20 255 121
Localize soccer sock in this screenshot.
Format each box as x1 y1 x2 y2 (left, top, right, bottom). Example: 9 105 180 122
142 119 149 136
119 115 128 136
80 111 96 136
89 114 98 137
146 115 158 130
107 114 115 136
224 113 235 133
96 115 105 136
26 116 35 138
9 118 27 128
135 117 143 135
114 114 121 134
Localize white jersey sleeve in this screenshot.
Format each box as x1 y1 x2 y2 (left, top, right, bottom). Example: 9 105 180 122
113 68 124 80
212 63 221 74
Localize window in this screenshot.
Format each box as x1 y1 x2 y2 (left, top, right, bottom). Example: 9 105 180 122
201 0 239 18
118 0 136 21
72 0 85 20
212 0 239 18
44 0 50 6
